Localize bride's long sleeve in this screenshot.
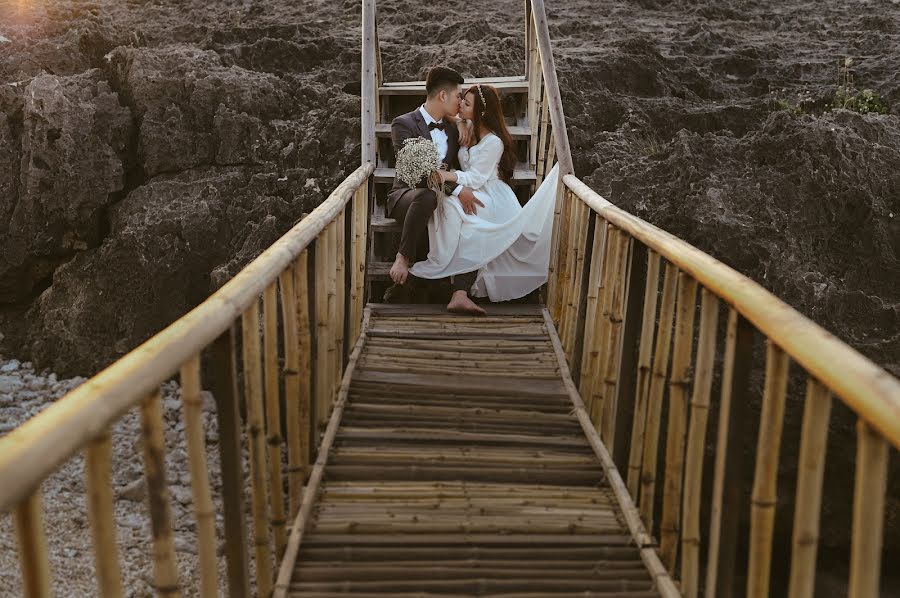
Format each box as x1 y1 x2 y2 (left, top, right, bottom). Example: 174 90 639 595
453 136 503 190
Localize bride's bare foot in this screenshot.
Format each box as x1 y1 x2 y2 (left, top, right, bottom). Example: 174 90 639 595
389 253 410 284
447 290 486 316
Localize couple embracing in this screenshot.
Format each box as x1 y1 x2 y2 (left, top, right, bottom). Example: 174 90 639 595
385 66 560 315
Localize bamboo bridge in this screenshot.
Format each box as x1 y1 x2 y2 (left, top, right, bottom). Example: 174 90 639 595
1 1 899 597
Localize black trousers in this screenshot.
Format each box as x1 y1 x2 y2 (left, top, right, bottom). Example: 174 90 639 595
389 188 478 295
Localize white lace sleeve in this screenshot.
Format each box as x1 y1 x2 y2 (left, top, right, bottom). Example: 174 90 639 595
454 135 502 190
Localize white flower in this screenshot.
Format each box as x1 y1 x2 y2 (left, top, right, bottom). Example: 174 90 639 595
395 137 441 188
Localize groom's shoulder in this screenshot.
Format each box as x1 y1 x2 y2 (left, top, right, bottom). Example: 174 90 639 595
392 109 421 126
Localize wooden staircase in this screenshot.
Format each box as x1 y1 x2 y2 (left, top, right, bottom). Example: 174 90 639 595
365 33 559 298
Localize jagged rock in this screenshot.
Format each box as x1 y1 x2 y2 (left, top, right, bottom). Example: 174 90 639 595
0 69 132 303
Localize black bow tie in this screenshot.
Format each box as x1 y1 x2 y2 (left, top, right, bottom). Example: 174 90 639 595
428 121 445 131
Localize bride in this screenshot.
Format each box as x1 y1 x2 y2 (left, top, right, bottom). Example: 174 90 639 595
409 83 560 315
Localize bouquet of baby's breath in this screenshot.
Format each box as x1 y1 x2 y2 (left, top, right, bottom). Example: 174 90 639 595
396 137 446 191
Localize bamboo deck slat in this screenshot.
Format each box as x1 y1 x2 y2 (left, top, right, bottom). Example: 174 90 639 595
280 303 667 596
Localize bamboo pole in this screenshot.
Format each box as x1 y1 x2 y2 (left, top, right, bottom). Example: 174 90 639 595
263 282 288 558
599 229 631 445
315 224 332 435
139 390 181 598
357 180 369 326
294 251 313 481
588 224 615 425
787 377 832 598
557 196 578 352
209 330 250 597
680 289 719 598
530 0 574 176
349 189 362 345
706 309 755 598
280 264 303 518
577 216 607 398
335 209 346 386
747 341 791 598
626 250 661 497
659 272 698 569
84 431 123 598
638 261 678 528
848 420 888 598
361 0 377 164
241 301 273 596
546 176 566 315
15 489 51 598
549 184 573 323
563 201 589 360
326 219 339 418
535 82 551 185
177 357 218 598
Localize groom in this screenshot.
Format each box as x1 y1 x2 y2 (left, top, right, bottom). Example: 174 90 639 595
385 65 485 315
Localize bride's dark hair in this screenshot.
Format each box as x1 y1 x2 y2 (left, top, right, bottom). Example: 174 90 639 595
466 84 517 184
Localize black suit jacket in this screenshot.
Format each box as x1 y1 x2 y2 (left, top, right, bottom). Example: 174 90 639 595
386 108 461 217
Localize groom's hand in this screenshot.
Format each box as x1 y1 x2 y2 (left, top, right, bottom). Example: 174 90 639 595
459 188 484 215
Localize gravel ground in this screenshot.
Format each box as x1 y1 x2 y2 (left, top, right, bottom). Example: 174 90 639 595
0 356 259 597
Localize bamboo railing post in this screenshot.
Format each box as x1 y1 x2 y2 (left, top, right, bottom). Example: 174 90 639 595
361 0 377 164
612 239 646 472
548 184 572 322
336 209 347 380
530 0 574 176
787 378 832 598
626 250 661 497
659 272 698 570
327 219 340 416
263 283 288 558
848 421 889 598
706 309 755 598
85 431 124 598
564 200 590 361
638 261 678 528
15 489 51 598
315 225 331 436
295 249 314 471
569 210 597 384
747 341 791 598
208 329 249 598
280 263 303 517
587 224 616 424
241 301 273 596
139 389 181 598
599 229 632 445
178 357 218 598
680 289 720 598
559 197 583 354
577 215 607 395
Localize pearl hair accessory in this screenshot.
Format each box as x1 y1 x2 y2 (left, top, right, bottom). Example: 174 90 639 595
476 84 487 116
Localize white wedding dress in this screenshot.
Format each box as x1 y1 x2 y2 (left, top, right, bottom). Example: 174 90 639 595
409 132 560 302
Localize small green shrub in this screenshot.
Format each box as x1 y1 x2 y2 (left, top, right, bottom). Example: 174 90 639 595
832 57 890 114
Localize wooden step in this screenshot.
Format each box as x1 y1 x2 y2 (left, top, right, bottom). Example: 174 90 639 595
375 167 537 186
376 123 532 140
371 213 400 233
367 261 392 281
380 76 529 96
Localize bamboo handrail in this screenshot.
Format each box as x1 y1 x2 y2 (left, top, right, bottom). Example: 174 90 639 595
361 0 377 164
0 162 373 513
561 173 900 449
529 0 573 176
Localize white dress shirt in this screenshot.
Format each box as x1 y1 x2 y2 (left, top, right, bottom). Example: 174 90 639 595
419 105 463 197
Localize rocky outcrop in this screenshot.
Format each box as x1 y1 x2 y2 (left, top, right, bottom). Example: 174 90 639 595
0 70 132 303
